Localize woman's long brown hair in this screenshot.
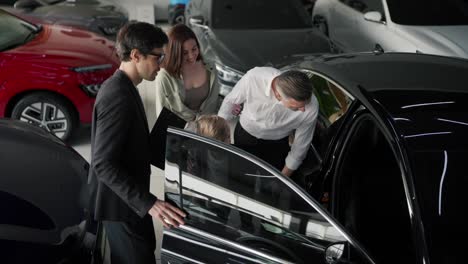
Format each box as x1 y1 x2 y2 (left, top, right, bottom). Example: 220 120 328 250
164 24 203 77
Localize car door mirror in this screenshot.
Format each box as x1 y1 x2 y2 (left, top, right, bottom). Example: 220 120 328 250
189 15 204 25
189 15 209 29
14 0 40 10
325 242 346 264
363 11 384 24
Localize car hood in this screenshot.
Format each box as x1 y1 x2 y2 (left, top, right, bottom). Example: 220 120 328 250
393 24 468 58
8 23 118 67
24 0 127 22
207 28 331 72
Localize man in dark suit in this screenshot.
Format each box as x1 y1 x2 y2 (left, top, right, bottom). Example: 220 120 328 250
88 21 186 264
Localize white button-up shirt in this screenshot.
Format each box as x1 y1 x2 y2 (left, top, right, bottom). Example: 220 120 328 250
218 67 318 170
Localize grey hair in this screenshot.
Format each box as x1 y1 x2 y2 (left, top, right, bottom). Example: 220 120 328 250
275 70 313 102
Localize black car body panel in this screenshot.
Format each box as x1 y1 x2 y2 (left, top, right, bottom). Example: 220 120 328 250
161 53 468 264
0 119 91 263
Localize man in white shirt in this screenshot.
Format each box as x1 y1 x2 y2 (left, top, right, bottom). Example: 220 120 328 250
218 67 319 177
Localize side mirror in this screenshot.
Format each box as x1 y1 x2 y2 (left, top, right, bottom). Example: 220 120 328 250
188 15 204 26
14 0 40 10
363 11 384 24
325 242 346 264
188 15 209 30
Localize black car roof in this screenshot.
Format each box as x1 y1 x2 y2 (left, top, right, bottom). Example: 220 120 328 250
297 52 468 151
302 52 468 95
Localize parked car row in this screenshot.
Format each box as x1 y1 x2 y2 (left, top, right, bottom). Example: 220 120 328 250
2 1 468 263
4 51 467 263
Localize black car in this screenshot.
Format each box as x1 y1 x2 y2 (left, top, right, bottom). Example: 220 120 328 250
2 0 128 40
0 119 93 263
168 0 187 25
0 0 16 5
160 52 468 263
185 0 333 96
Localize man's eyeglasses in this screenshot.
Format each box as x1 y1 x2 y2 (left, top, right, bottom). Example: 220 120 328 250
148 52 165 64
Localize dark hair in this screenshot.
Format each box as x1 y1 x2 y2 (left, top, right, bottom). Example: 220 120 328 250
116 21 168 62
275 70 314 102
164 24 203 77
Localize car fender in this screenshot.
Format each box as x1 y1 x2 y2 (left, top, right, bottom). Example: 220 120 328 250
388 23 430 53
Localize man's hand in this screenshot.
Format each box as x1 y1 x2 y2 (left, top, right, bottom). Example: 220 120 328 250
231 104 243 116
281 165 294 177
148 200 186 228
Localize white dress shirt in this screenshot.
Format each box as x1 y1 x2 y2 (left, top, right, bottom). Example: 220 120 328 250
218 67 319 170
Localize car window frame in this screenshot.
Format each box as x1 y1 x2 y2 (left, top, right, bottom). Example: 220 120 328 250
296 69 356 160
163 127 376 263
328 108 422 263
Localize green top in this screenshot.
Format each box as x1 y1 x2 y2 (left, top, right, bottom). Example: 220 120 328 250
150 64 220 128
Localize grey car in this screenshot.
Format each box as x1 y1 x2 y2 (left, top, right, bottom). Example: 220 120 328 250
2 0 128 40
185 0 333 96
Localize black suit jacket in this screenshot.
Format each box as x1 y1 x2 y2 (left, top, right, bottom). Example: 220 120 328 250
88 70 157 222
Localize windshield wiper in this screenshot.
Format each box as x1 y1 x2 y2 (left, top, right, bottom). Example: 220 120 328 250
23 24 43 43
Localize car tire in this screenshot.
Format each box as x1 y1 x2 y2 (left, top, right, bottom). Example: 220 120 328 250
11 92 77 141
313 16 329 37
171 9 185 25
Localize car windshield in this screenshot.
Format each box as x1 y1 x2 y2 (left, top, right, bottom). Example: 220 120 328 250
387 0 468 25
0 10 38 52
212 0 312 29
39 0 66 5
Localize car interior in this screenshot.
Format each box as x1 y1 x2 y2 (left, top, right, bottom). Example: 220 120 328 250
294 73 351 200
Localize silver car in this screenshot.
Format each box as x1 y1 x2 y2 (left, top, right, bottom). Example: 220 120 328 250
312 0 468 58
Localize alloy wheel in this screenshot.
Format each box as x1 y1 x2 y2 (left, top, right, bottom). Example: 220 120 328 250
19 102 69 139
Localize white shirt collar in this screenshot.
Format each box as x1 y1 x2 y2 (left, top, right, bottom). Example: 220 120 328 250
265 72 280 98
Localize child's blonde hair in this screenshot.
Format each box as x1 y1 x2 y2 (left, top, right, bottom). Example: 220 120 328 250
195 115 230 143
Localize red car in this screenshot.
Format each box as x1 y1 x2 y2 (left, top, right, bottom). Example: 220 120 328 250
0 9 119 140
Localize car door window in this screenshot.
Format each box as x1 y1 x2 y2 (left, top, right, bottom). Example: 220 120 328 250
332 114 416 264
0 10 37 51
343 0 384 13
387 0 468 26
164 129 372 263
306 72 354 159
292 72 354 197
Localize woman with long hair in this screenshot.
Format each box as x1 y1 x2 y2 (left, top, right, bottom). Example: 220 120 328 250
152 24 219 126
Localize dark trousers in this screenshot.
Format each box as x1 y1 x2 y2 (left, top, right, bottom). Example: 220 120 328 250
234 123 290 171
103 215 156 264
